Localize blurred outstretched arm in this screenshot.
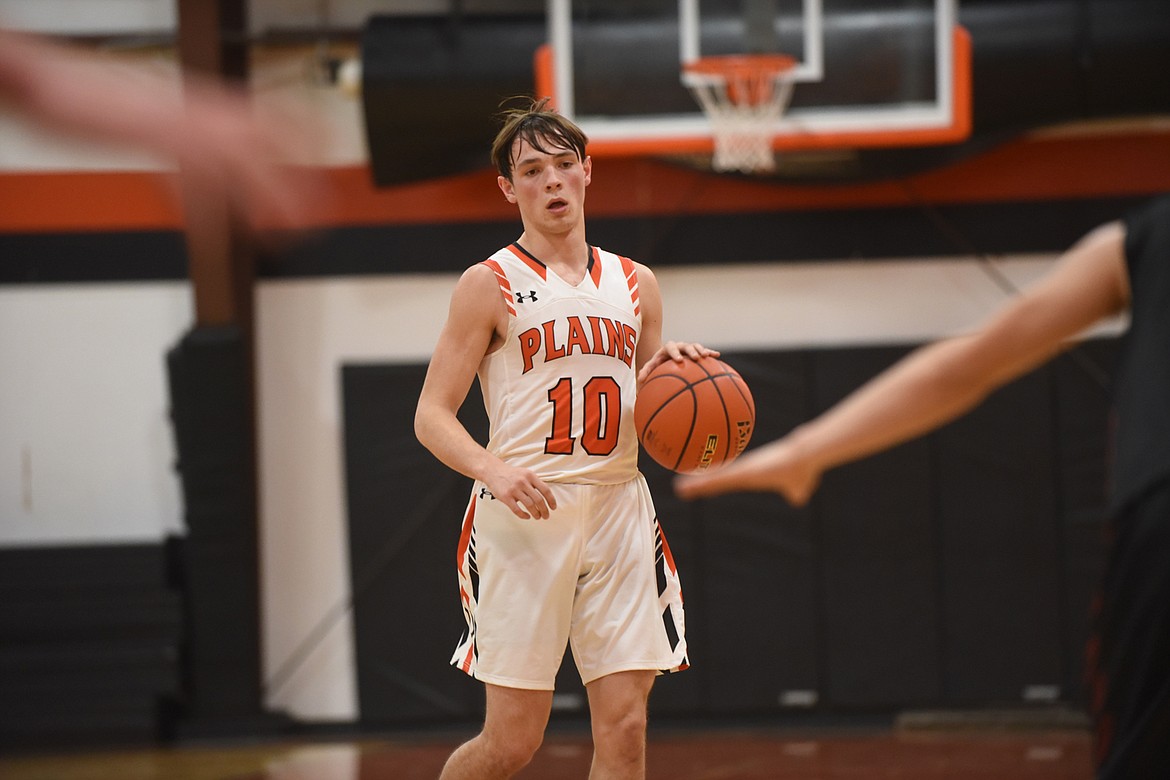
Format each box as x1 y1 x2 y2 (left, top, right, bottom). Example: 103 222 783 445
676 221 1131 505
0 27 324 238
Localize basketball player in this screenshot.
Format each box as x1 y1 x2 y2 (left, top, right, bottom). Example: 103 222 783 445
676 194 1170 778
415 97 714 779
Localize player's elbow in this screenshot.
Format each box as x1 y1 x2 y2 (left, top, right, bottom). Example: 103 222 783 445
413 402 435 449
413 396 454 455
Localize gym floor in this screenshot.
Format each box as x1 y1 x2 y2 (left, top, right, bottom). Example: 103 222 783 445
0 723 1093 779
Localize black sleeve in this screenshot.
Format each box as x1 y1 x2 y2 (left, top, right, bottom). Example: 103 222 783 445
1124 194 1170 277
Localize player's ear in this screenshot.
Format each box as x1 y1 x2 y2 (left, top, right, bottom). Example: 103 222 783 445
498 175 517 203
582 155 592 186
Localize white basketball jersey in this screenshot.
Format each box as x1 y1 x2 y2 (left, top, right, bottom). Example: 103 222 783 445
477 243 643 484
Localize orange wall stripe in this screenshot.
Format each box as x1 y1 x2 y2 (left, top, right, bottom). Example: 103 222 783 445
1 129 1168 235
0 170 185 233
584 130 1170 216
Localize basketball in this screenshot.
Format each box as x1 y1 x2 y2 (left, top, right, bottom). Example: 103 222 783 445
635 355 755 474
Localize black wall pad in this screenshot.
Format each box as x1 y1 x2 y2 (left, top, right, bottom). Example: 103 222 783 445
341 364 486 725
339 339 1115 722
812 346 944 709
166 326 268 731
933 365 1064 705
1050 340 1118 703
679 351 821 715
0 543 182 748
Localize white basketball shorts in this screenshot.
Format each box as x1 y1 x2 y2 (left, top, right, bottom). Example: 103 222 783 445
450 474 688 690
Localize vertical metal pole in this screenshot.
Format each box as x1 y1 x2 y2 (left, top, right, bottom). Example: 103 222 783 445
548 0 574 116
680 0 699 64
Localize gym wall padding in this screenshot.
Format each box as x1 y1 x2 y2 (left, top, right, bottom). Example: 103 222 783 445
814 347 943 710
934 364 1064 704
644 351 821 716
341 340 1116 722
1050 339 1116 703
0 543 183 748
341 364 486 724
166 326 266 728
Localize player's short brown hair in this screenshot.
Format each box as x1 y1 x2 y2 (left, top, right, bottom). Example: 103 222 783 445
490 97 589 180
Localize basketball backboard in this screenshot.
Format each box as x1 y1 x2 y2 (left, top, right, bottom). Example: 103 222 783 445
539 0 970 159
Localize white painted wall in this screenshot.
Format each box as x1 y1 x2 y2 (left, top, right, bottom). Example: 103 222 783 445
0 282 193 546
0 0 177 35
254 273 462 720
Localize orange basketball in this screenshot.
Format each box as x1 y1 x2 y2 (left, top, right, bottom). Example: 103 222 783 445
635 355 755 474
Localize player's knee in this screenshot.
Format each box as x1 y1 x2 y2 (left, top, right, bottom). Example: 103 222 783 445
598 707 647 759
487 727 544 772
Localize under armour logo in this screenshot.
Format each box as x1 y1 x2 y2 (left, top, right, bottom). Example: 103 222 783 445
516 291 538 304
478 487 495 500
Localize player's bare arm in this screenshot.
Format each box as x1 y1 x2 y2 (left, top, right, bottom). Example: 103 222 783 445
677 220 1130 503
634 263 719 384
415 264 557 520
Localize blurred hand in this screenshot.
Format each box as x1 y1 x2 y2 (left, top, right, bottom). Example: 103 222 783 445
674 435 822 506
0 27 330 247
171 82 330 246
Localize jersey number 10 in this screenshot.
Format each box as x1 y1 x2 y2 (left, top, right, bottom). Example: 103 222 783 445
544 377 621 457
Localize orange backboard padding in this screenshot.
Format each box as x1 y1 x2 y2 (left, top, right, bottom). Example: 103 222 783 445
534 43 556 110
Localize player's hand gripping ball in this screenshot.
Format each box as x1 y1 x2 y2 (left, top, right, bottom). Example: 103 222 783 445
635 355 755 473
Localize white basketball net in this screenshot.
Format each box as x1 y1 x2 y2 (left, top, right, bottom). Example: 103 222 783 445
683 57 797 174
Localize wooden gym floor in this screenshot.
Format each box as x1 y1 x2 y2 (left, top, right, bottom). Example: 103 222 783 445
0 723 1093 779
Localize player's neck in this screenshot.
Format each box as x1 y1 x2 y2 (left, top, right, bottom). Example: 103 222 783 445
516 229 590 281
